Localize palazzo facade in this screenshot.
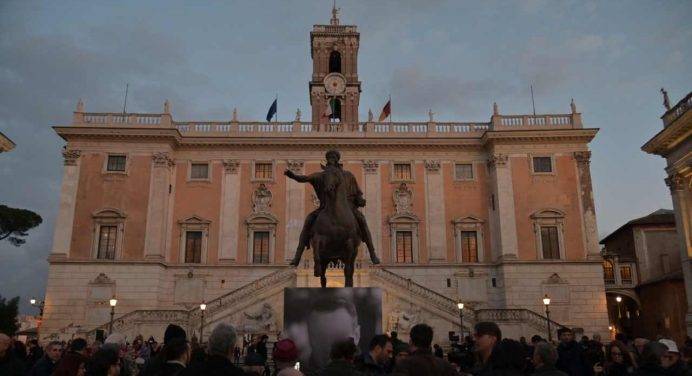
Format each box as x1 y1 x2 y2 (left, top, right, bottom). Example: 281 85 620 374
41 11 609 343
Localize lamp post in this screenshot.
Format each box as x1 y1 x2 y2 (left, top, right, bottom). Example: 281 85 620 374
109 297 118 335
457 301 464 339
200 302 207 344
615 296 622 319
543 294 552 342
30 298 45 316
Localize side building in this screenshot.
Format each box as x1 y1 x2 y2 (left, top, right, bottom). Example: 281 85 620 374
40 11 609 343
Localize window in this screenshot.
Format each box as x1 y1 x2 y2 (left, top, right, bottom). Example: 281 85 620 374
190 163 209 180
620 266 633 285
329 51 341 73
393 163 412 181
106 155 126 172
97 225 117 259
460 231 478 263
252 231 270 264
540 226 560 259
603 260 615 284
329 98 342 122
396 231 413 263
185 231 203 263
533 157 553 173
254 162 273 180
455 164 474 180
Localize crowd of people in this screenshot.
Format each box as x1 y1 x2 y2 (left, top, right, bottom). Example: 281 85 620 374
1 321 690 376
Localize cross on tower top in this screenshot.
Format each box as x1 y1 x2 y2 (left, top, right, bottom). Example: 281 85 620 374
330 1 340 25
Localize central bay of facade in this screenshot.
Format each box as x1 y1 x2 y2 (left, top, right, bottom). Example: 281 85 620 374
42 9 608 346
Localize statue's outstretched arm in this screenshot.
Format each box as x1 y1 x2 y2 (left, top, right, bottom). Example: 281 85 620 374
284 169 313 183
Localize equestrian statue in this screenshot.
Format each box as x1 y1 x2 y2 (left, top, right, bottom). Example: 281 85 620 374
284 150 380 287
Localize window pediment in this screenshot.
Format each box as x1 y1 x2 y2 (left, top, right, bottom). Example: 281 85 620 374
530 209 565 219
246 213 278 225
389 213 420 224
178 215 211 225
452 216 484 225
92 208 127 219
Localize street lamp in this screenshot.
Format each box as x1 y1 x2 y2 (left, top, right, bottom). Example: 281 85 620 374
543 294 552 342
109 297 118 335
457 301 464 338
200 302 207 344
615 296 622 319
30 298 45 316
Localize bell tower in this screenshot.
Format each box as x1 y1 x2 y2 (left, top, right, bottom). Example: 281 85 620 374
309 6 361 127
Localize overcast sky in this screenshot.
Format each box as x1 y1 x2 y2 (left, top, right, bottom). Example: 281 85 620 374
1 0 690 314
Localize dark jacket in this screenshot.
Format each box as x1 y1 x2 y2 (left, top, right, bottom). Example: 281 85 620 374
556 341 588 376
0 352 26 376
666 361 692 376
603 362 634 376
181 354 245 376
159 361 186 376
53 351 88 376
392 348 459 376
354 352 386 375
27 355 57 376
532 365 569 376
633 363 667 376
319 359 363 376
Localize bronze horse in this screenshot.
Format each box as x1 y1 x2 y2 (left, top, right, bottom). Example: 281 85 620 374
308 165 361 287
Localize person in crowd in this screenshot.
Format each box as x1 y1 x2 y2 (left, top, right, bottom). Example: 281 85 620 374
28 340 63 376
319 337 362 376
392 323 458 376
234 345 241 366
355 334 392 375
659 339 691 376
243 351 267 376
54 337 89 376
12 340 27 361
257 334 269 361
471 322 501 376
434 343 444 358
158 337 190 376
532 342 567 376
632 337 650 368
87 346 121 376
272 338 304 376
593 340 635 376
683 345 692 369
555 327 588 376
26 338 44 369
390 331 405 351
181 323 245 376
141 324 188 376
391 341 409 371
103 333 136 376
634 341 667 376
0 333 26 376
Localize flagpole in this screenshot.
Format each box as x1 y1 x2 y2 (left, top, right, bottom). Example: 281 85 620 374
275 93 278 123
389 94 392 125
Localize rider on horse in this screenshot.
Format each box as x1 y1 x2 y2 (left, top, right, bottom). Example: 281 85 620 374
284 150 381 266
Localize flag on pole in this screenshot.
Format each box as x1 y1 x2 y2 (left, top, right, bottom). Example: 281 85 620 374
266 98 277 122
323 98 333 118
377 98 391 122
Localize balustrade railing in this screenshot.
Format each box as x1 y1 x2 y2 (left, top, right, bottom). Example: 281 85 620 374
662 92 692 127
498 115 572 127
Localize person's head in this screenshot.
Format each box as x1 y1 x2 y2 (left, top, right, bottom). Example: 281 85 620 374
390 331 398 340
325 150 341 166
659 339 681 368
532 342 558 368
531 335 544 345
164 324 187 346
329 338 358 363
272 338 299 370
409 324 434 351
70 338 88 355
369 334 393 365
634 337 649 355
557 328 574 343
88 347 120 376
474 322 502 358
207 323 237 359
163 338 190 365
104 333 127 359
46 341 63 362
640 341 667 368
0 333 11 356
581 335 589 343
592 333 602 343
607 340 631 365
393 342 409 365
520 336 527 345
307 293 360 368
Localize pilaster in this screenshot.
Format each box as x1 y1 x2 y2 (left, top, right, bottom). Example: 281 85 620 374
666 170 692 336
219 160 241 262
144 152 174 260
363 160 382 259
487 154 518 260
50 149 82 259
424 160 446 261
285 160 305 262
574 151 601 259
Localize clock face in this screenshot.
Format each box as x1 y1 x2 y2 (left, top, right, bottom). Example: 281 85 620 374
324 74 346 95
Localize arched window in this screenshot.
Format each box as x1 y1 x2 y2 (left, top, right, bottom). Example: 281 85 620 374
329 51 341 73
91 208 126 260
329 98 342 122
603 260 615 284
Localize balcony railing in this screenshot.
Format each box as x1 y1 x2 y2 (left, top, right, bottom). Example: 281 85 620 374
662 92 692 127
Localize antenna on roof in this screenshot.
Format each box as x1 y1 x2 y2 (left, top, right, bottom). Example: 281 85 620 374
530 84 536 116
122 83 129 114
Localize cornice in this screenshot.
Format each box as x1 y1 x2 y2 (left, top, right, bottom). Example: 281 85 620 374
53 126 181 144
642 119 692 156
481 128 599 145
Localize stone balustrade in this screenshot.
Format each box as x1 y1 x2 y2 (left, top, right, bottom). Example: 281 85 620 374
662 92 692 127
